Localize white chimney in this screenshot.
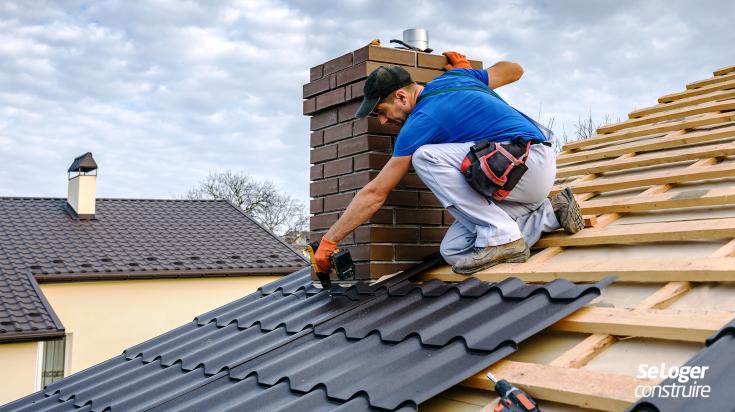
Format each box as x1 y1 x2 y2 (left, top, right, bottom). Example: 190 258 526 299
66 152 97 219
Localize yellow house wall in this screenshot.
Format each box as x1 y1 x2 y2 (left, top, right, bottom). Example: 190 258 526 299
39 276 278 374
0 341 39 405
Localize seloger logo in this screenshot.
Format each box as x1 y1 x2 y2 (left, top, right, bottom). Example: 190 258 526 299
636 363 712 398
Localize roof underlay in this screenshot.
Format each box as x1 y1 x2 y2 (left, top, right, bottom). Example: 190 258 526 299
420 64 735 411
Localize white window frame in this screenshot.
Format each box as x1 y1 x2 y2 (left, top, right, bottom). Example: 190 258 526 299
34 340 44 391
36 335 69 390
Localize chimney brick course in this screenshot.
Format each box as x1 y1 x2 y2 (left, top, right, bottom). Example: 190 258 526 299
306 45 482 281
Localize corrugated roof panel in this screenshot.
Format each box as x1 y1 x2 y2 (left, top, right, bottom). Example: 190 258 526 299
315 277 611 351
4 261 612 411
229 331 506 411
148 378 374 412
627 319 735 412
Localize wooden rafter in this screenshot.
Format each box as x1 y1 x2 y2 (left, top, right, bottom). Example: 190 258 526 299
419 257 735 283
598 98 735 134
556 140 735 178
578 186 735 215
563 112 735 151
552 161 735 195
629 88 735 118
462 360 657 412
686 71 735 90
535 217 735 248
658 78 735 103
556 126 735 166
550 307 734 342
714 65 735 76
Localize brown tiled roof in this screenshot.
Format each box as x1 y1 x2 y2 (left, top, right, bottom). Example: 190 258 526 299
0 197 307 342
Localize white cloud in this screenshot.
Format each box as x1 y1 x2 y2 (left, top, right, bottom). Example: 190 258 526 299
0 0 733 204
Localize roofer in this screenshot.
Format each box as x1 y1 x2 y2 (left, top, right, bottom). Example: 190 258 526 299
314 52 584 275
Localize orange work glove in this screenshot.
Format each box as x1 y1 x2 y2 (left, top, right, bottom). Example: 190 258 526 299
314 236 338 273
442 51 472 71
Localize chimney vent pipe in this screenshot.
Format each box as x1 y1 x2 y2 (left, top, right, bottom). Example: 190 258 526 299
402 28 429 52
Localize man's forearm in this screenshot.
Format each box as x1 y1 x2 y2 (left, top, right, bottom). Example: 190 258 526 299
324 186 386 243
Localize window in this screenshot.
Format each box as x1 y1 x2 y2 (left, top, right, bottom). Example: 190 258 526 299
41 337 66 387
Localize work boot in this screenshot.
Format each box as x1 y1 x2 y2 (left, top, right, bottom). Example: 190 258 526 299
452 238 529 275
550 187 585 234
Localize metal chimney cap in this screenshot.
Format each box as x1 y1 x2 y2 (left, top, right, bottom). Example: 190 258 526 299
68 152 98 173
403 28 429 51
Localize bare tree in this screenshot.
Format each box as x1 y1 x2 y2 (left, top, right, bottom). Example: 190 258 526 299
548 112 622 153
184 171 308 242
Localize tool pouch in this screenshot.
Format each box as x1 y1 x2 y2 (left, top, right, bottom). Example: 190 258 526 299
460 139 532 201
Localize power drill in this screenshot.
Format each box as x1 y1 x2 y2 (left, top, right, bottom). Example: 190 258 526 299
487 372 540 412
307 240 355 291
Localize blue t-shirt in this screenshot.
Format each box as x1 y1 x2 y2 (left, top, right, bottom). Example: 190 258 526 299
393 68 545 157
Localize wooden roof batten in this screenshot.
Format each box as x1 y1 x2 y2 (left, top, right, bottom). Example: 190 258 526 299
419 65 735 411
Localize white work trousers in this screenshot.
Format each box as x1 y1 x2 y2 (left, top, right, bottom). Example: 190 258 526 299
412 141 560 265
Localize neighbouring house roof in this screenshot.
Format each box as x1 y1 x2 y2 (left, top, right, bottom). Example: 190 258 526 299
0 198 307 343
3 258 612 411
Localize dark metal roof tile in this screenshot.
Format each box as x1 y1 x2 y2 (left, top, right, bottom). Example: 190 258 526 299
627 319 735 412
0 197 305 341
230 331 502 411
148 377 364 412
258 267 312 295
7 263 612 411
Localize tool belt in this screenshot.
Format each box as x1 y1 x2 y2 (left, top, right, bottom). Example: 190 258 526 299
415 70 555 201
460 138 537 201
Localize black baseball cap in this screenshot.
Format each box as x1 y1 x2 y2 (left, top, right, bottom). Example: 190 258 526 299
355 66 414 118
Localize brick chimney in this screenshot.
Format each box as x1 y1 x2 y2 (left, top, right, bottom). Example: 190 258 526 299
305 44 482 282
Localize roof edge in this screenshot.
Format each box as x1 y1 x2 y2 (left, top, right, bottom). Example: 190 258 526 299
26 271 65 332
34 266 308 283
0 329 65 344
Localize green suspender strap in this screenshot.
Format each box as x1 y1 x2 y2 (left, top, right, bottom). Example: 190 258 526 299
416 70 554 142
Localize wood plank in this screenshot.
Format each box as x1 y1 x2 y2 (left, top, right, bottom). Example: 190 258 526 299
556 140 735 178
578 186 735 215
711 238 735 257
630 88 735 118
598 98 735 134
714 65 735 76
549 334 616 369
418 257 735 283
462 360 656 411
554 161 735 195
557 126 735 166
636 281 692 310
547 160 718 369
659 78 735 103
549 281 691 370
686 71 735 90
563 112 735 151
535 217 735 248
551 307 734 342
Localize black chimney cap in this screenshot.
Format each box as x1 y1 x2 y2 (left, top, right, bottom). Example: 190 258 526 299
68 152 98 173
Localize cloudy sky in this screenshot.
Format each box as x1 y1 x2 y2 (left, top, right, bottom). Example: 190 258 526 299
0 0 732 204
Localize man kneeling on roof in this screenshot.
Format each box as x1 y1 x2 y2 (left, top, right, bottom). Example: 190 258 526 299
314 52 584 275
